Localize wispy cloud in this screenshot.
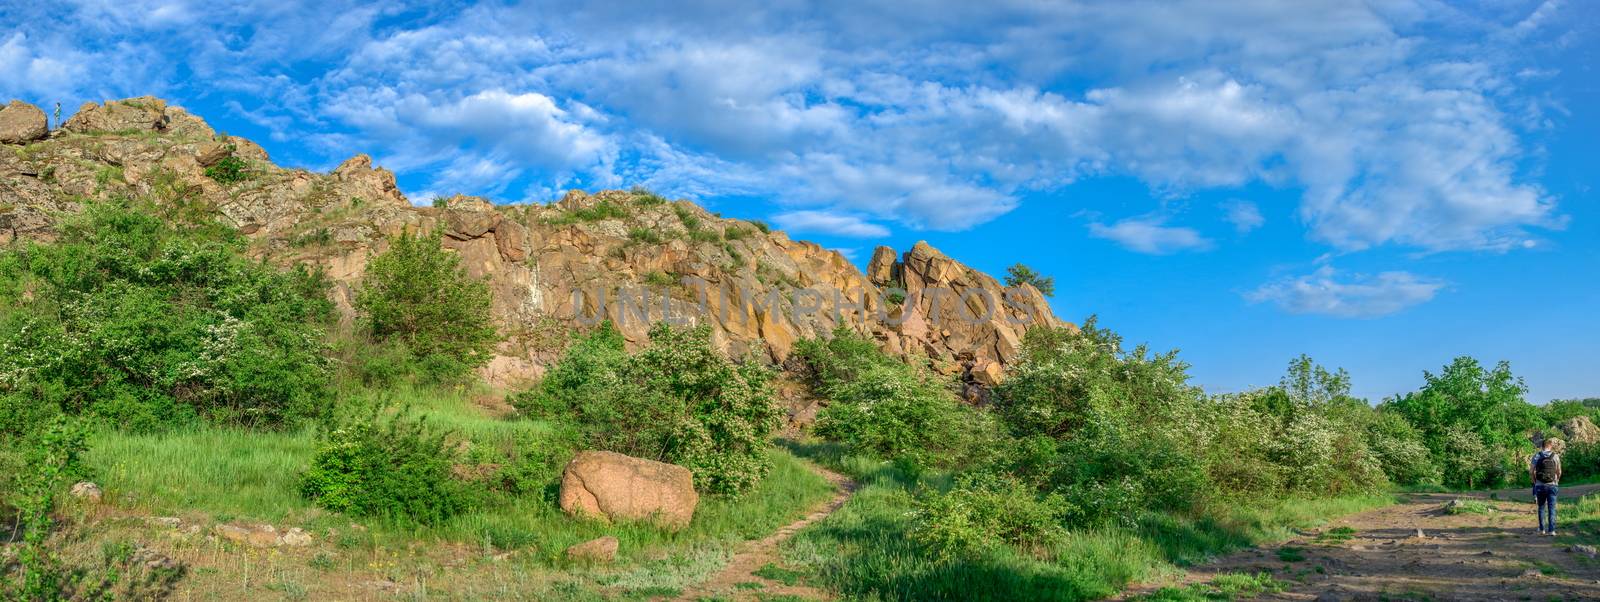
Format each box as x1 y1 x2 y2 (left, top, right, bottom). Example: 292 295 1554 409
1088 215 1213 255
1245 266 1446 318
0 0 1573 253
771 210 890 238
1222 199 1264 234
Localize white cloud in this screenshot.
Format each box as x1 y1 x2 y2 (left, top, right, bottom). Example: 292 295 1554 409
1 0 1575 253
1088 215 1213 255
771 210 890 238
1223 199 1265 234
317 89 614 195
1246 266 1445 318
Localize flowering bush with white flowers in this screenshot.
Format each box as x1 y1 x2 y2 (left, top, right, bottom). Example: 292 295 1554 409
0 200 334 432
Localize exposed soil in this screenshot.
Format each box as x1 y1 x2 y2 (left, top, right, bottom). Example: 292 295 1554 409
674 463 858 602
1119 484 1600 601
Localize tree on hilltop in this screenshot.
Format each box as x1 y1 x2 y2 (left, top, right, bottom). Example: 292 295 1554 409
1005 263 1055 297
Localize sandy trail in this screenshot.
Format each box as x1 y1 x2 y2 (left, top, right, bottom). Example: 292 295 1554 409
1119 484 1600 601
673 463 857 602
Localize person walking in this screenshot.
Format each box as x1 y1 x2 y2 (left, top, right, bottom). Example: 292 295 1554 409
1531 438 1562 536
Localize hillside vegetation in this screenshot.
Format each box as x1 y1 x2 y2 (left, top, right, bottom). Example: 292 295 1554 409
2 99 1596 601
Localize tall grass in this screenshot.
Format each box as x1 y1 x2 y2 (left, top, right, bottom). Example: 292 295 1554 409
778 440 1394 601
84 385 837 571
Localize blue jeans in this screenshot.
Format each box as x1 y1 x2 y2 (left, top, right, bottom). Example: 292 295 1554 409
1535 483 1558 533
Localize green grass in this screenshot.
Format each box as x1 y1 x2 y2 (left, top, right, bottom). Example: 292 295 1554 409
754 563 804 586
1313 526 1357 543
1556 493 1600 544
546 199 631 225
1138 572 1286 601
629 227 666 245
85 385 837 571
1444 499 1495 515
777 440 1394 602
1276 547 1306 562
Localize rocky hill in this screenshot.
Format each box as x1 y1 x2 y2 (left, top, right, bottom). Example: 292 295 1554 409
0 97 1067 387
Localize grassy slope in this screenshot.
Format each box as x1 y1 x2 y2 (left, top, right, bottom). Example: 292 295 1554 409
777 442 1395 602
80 386 836 599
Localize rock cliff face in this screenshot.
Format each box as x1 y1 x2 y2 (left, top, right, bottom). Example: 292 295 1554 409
0 98 1069 386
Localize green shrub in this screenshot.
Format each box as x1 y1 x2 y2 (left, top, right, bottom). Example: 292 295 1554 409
511 322 782 495
723 226 753 241
995 318 1201 441
794 327 995 468
673 206 701 231
1382 356 1541 488
990 319 1218 517
0 200 333 430
330 336 415 389
356 229 499 383
908 474 1071 560
1364 411 1440 486
0 415 93 599
628 227 665 245
749 220 771 234
550 199 630 224
1003 263 1055 297
299 408 473 525
643 271 677 287
203 155 250 184
630 187 668 206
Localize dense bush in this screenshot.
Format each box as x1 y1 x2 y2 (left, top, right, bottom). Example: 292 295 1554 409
908 473 1070 560
0 200 333 431
793 327 996 468
511 322 782 495
356 229 499 383
0 414 94 599
1362 411 1441 486
992 319 1215 517
996 318 1203 442
203 154 250 184
1383 357 1543 488
299 408 474 525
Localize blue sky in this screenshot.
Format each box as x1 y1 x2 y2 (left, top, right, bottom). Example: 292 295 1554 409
2 0 1595 402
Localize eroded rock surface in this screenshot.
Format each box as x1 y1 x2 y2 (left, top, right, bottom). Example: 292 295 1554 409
0 100 48 144
558 451 698 530
0 96 1070 386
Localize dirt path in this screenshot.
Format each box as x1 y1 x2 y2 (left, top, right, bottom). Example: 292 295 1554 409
674 463 857 602
1119 484 1600 601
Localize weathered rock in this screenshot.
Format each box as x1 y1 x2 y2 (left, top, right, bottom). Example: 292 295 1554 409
866 245 897 285
331 154 409 208
559 451 698 530
280 527 314 547
215 523 284 547
0 100 49 144
131 547 182 572
195 142 232 167
971 360 1005 387
494 218 529 262
2 96 1069 394
1560 416 1600 445
443 196 502 239
70 481 103 501
565 536 620 563
1570 544 1599 558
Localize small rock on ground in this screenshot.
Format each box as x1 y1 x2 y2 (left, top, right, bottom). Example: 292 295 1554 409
566 536 620 563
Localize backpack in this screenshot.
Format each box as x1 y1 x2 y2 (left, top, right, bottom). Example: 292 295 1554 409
1535 451 1559 484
